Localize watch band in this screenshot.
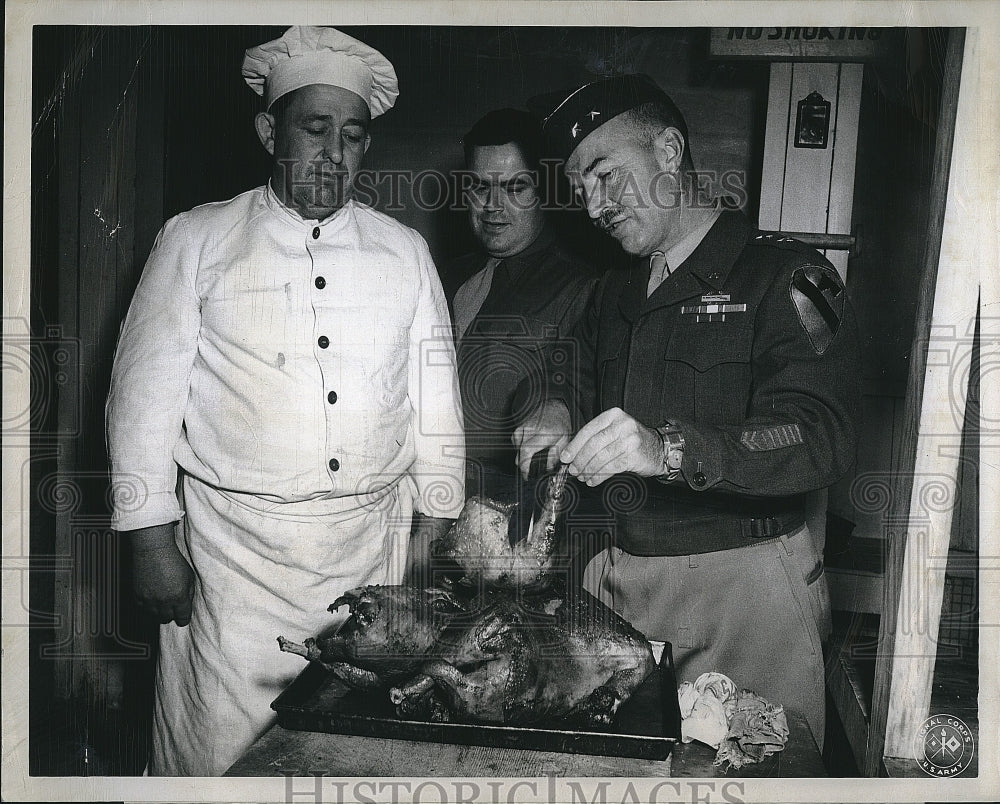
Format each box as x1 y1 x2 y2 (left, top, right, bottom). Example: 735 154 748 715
655 421 685 481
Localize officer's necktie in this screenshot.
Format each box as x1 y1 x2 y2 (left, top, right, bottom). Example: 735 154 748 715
457 258 510 419
475 258 514 320
646 250 671 297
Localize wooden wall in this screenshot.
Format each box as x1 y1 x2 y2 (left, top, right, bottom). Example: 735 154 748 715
31 26 166 774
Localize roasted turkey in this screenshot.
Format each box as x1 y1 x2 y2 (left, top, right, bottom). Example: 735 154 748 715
391 589 654 726
277 585 465 691
278 463 656 728
431 465 570 587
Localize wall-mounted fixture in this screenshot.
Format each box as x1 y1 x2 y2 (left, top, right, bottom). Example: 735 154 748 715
795 91 832 148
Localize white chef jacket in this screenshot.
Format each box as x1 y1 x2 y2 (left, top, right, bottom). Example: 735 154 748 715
107 185 465 775
107 184 465 527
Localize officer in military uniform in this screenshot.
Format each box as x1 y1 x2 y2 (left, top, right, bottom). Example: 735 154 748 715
514 74 861 746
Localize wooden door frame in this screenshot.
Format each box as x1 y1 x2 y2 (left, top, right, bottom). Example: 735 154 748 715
864 27 979 774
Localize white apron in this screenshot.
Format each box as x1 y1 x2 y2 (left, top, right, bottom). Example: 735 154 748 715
149 474 415 776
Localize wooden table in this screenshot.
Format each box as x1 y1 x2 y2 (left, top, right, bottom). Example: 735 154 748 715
225 708 825 777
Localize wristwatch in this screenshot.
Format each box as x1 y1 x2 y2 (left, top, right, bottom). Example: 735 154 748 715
654 421 685 482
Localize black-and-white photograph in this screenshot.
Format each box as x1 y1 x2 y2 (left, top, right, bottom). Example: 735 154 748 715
4 2 997 801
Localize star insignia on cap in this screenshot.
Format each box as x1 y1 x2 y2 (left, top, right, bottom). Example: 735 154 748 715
571 122 581 138
587 110 601 120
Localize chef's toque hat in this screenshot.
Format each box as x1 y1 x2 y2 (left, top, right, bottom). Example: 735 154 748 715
243 26 399 117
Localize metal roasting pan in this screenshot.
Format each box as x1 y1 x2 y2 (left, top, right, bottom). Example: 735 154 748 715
271 643 681 760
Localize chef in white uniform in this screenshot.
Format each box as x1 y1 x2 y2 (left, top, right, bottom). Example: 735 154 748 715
106 26 465 776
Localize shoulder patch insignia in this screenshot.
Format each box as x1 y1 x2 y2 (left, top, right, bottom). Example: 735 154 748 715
741 424 804 451
789 265 845 354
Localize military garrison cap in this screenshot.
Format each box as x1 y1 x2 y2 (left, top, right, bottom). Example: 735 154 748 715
527 74 685 160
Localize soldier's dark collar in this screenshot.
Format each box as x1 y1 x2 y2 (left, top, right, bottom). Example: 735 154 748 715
477 224 558 284
675 209 752 291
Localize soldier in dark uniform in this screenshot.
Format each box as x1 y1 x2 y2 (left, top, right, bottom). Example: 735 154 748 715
514 75 861 746
450 108 597 503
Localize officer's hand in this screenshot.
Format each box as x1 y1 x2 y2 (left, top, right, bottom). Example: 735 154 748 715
128 524 195 626
512 400 573 479
560 407 663 486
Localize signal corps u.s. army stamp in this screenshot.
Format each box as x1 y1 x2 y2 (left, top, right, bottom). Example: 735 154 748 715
915 714 976 777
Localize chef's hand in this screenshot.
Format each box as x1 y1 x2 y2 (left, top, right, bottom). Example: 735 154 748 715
128 523 195 626
560 407 663 486
512 400 573 479
405 514 454 588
